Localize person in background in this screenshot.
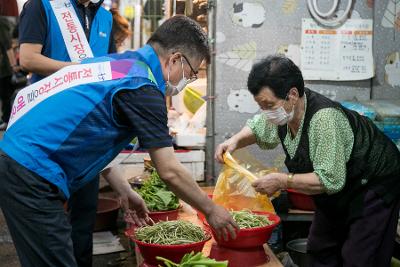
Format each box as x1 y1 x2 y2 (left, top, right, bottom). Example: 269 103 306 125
8 23 28 99
18 0 115 266
0 15 238 267
0 17 17 131
19 0 116 83
215 55 400 267
110 8 131 51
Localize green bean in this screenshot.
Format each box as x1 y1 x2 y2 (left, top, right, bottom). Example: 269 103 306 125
230 210 273 229
134 220 208 245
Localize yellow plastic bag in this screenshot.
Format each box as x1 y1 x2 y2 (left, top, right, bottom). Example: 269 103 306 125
213 149 278 213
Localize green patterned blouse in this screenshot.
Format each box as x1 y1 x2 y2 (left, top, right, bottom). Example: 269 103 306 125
246 95 354 194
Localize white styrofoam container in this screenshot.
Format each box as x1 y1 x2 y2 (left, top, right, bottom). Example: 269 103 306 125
174 133 206 148
115 150 205 181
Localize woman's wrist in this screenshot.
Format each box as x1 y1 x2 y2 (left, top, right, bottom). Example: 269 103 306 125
280 172 294 189
287 173 294 188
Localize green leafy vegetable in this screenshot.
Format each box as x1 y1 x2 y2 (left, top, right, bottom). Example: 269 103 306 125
157 252 228 267
136 169 180 211
230 210 273 229
135 220 207 245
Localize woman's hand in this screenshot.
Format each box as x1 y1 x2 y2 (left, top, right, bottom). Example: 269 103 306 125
214 126 257 164
214 138 238 164
252 173 286 197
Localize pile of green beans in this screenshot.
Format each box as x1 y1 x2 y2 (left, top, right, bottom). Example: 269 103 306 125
230 210 273 229
135 220 208 245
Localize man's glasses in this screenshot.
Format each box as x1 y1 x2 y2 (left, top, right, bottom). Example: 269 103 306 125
181 54 198 83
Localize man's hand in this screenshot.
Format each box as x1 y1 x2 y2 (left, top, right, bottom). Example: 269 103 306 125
101 165 151 227
11 65 21 73
205 205 239 241
252 173 286 197
148 147 238 240
120 190 151 227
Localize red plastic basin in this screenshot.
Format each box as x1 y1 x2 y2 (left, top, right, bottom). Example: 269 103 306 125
287 189 316 211
210 211 281 249
94 197 120 232
148 208 179 223
125 228 211 266
209 242 270 267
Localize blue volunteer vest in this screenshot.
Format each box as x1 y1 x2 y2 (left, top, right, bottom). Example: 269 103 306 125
1 45 166 198
31 0 112 83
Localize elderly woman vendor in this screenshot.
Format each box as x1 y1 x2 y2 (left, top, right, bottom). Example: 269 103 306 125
215 55 400 267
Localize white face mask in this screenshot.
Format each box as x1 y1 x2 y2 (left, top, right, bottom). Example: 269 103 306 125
263 103 294 126
90 0 101 3
165 57 189 96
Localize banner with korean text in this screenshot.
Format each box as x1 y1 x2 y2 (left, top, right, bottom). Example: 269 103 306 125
50 0 94 62
7 62 116 129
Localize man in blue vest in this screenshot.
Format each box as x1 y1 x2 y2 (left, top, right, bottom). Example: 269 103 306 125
18 1 116 266
0 15 238 267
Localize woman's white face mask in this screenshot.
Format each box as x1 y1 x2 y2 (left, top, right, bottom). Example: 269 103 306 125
263 94 295 125
165 57 189 96
263 105 294 125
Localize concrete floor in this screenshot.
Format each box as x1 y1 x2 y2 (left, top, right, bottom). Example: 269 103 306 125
0 199 19 267
0 210 20 267
0 207 137 267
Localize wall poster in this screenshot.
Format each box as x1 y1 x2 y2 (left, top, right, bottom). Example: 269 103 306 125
301 18 374 81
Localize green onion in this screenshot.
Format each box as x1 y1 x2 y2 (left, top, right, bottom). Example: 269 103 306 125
157 252 228 267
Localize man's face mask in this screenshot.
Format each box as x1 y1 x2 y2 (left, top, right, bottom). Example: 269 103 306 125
165 57 189 96
263 94 294 126
78 0 99 4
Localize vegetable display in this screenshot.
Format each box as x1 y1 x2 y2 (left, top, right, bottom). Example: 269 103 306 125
230 210 273 229
157 252 228 267
136 169 180 211
135 220 208 245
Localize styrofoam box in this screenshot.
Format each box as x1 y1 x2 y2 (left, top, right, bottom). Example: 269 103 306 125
174 133 206 148
115 150 205 181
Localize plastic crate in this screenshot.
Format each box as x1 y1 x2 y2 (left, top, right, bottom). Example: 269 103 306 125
374 121 400 140
341 101 377 120
362 100 400 120
394 139 400 151
383 117 400 124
